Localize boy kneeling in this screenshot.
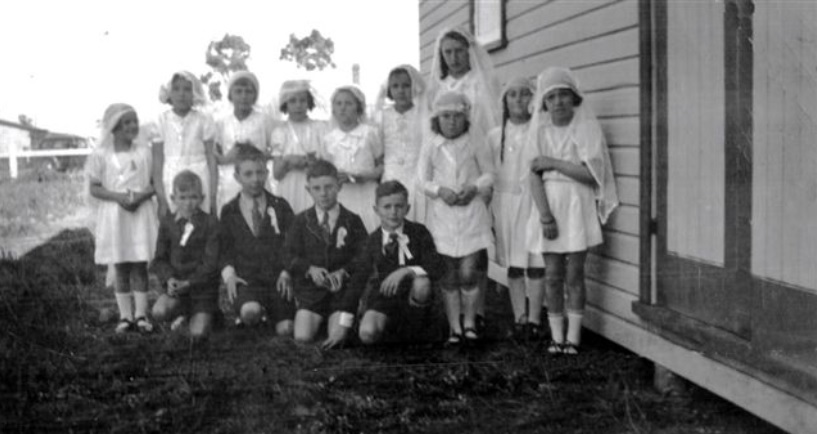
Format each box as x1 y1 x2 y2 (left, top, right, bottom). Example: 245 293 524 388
151 170 220 341
219 144 295 335
351 181 445 345
284 160 368 349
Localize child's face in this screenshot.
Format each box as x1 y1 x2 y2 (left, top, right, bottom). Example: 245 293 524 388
171 188 203 217
306 175 340 211
234 159 268 197
170 77 194 114
286 91 311 122
438 111 467 139
388 72 413 108
543 88 577 125
230 82 257 113
113 112 140 143
440 37 470 77
505 87 534 119
374 192 409 232
332 90 360 127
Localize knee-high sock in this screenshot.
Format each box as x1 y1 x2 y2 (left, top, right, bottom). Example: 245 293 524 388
547 313 565 343
566 310 584 345
133 291 150 319
115 292 134 321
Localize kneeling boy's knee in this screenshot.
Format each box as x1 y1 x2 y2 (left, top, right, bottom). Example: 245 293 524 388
276 320 293 337
410 277 432 305
240 302 263 325
358 325 380 345
151 297 172 321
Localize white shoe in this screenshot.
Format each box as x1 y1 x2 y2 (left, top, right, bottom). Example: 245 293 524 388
170 316 187 332
115 319 133 334
135 316 154 333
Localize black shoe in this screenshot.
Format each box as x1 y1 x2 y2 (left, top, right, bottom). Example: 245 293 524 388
526 322 543 344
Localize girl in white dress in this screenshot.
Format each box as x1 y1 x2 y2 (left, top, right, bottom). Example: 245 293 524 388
417 91 495 344
322 85 384 232
488 77 546 340
151 71 216 215
374 65 429 223
527 67 619 354
428 27 502 144
87 104 159 334
270 80 328 214
213 71 276 213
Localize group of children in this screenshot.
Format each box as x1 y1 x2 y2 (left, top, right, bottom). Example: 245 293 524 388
87 26 617 354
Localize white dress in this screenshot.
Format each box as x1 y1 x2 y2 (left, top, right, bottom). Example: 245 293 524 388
86 143 158 264
379 106 427 223
270 119 328 214
322 123 383 233
151 110 214 212
434 73 500 142
417 132 495 258
527 125 603 253
489 122 544 268
214 110 275 211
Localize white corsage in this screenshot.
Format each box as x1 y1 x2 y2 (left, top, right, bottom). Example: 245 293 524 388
267 207 279 234
336 227 348 249
180 222 195 247
396 233 414 266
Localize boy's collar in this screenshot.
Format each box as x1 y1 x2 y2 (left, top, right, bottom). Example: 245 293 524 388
315 203 340 217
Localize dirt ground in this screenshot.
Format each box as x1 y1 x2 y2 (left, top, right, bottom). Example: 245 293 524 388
0 229 786 433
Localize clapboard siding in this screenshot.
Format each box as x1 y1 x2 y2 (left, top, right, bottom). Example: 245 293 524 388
752 2 817 291
617 176 639 207
419 0 446 20
587 254 640 295
610 148 639 177
601 117 640 147
420 1 470 49
587 280 641 323
606 204 639 236
506 0 551 20
597 230 639 265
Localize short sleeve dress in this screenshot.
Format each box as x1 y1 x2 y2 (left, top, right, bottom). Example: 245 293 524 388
86 142 159 265
269 118 328 214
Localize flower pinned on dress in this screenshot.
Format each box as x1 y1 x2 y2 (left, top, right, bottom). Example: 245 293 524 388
336 227 348 249
180 222 195 247
267 207 279 234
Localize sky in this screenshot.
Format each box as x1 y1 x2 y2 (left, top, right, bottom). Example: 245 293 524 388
0 0 419 138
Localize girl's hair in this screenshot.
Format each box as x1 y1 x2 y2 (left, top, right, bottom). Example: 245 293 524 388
499 85 533 162
306 159 339 181
332 88 365 116
228 77 259 104
540 88 583 111
112 112 138 133
430 115 470 137
438 31 470 79
172 170 203 195
385 68 412 101
375 180 409 202
279 91 316 114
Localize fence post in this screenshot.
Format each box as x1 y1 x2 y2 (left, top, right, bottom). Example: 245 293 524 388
9 143 18 179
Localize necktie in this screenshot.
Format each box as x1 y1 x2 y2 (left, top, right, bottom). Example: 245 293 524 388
320 211 332 243
252 198 264 236
385 232 399 260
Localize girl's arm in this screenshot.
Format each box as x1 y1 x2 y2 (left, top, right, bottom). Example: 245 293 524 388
532 156 595 185
528 171 558 240
89 179 128 204
151 141 168 216
205 139 219 214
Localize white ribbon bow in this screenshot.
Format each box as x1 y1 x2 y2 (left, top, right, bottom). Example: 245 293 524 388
395 233 413 265
336 227 347 249
180 222 195 247
267 207 279 234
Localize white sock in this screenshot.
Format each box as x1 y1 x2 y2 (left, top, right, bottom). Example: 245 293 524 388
548 313 565 343
567 310 584 345
133 291 149 319
115 292 134 321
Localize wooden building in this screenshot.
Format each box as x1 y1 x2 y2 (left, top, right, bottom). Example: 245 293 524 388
419 1 816 432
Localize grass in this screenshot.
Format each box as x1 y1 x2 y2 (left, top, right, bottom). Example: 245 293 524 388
0 169 86 239
0 229 785 434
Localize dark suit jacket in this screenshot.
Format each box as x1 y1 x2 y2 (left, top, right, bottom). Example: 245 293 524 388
347 219 445 299
150 209 220 296
284 204 368 312
219 190 294 287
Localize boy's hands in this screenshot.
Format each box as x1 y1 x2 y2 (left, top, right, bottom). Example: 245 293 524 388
276 271 293 302
307 266 329 287
326 270 347 293
438 187 459 206
225 274 248 303
380 268 412 297
167 278 190 296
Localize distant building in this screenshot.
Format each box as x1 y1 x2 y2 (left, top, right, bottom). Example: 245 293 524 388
0 118 47 155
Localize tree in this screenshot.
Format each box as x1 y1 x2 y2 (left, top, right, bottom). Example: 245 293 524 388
200 34 252 101
18 114 34 127
279 30 336 71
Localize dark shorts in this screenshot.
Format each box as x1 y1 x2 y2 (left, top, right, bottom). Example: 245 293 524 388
294 282 350 319
364 274 431 319
440 249 488 288
234 284 296 323
174 284 220 315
